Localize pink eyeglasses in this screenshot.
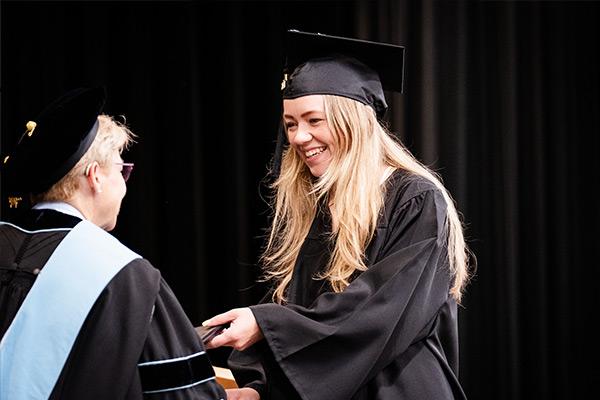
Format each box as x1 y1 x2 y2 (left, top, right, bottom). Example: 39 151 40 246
115 162 134 182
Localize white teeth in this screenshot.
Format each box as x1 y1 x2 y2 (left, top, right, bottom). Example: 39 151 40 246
306 147 326 158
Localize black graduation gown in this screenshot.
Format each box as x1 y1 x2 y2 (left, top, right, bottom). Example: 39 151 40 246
229 171 467 399
0 209 226 400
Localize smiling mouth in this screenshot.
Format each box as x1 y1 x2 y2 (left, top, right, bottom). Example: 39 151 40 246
305 147 327 159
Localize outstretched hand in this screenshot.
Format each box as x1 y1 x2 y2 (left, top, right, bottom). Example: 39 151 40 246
201 308 264 351
225 388 260 400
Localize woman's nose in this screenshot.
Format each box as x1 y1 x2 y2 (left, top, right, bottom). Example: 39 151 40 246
292 125 313 145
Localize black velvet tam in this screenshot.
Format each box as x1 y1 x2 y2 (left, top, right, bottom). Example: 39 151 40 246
282 30 405 119
2 87 106 195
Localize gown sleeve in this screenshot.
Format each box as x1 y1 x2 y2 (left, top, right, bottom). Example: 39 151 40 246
228 341 268 397
50 259 226 400
140 276 227 400
250 187 453 400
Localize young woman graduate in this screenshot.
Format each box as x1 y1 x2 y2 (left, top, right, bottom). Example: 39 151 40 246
202 30 473 400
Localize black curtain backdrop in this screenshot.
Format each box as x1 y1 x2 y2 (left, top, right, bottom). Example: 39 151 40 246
1 1 598 399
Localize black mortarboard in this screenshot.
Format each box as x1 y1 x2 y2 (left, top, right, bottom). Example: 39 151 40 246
281 29 405 119
2 87 106 197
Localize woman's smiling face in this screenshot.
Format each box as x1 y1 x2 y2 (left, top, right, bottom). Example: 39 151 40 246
283 95 334 177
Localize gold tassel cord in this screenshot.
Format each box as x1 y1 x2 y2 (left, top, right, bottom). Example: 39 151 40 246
26 121 37 137
8 197 23 209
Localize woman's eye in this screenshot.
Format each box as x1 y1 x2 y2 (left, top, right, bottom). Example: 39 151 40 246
285 122 297 129
309 118 323 125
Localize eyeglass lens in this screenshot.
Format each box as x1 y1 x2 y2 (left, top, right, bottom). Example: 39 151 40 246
117 163 134 182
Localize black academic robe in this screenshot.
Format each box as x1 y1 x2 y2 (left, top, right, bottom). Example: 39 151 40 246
0 210 226 400
229 171 467 399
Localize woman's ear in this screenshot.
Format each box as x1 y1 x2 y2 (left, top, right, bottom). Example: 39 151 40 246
84 161 103 194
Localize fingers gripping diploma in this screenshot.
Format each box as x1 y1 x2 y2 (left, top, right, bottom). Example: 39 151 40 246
201 308 264 351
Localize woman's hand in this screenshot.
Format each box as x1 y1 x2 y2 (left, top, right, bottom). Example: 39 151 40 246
225 388 260 400
202 307 264 351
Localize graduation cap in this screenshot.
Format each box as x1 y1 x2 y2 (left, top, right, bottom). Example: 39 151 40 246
272 30 405 178
281 29 405 119
2 87 106 205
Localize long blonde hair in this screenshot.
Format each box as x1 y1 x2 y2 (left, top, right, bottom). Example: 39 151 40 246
262 95 470 303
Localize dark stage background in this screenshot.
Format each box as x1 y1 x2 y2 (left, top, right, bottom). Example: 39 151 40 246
1 1 598 399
